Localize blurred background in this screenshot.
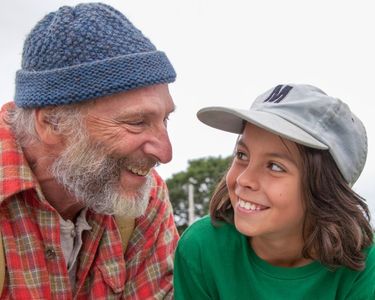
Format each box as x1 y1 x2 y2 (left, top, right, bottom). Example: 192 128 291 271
1 0 374 232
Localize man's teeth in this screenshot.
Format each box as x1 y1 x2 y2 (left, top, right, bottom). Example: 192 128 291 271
238 199 264 211
127 166 150 176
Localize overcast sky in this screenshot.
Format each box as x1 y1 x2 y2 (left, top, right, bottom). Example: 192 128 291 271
1 0 374 219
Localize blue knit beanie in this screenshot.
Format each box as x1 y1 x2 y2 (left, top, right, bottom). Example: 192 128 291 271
15 3 176 108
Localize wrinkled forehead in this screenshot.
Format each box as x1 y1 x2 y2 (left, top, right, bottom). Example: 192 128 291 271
83 84 175 118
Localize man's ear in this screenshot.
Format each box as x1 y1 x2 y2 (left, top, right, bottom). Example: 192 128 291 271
34 108 62 145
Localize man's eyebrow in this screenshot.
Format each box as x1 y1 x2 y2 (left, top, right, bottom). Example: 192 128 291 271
114 104 176 120
113 109 143 120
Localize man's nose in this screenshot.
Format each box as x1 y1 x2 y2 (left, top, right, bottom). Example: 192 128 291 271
144 127 173 164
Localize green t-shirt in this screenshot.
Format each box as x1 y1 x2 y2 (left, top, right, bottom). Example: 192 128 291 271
174 216 375 300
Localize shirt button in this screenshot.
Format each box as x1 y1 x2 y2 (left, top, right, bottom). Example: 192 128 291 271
71 229 76 238
45 247 56 260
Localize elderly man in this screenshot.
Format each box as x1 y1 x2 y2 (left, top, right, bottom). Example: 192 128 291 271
0 2 179 299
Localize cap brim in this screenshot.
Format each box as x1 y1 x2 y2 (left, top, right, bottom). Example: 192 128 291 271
197 106 328 150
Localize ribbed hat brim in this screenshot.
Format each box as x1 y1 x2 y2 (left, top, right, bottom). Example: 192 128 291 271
15 51 176 108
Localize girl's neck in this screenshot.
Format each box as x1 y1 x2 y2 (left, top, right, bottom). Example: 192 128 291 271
250 235 312 268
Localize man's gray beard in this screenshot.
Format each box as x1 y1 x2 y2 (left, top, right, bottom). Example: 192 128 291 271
50 131 153 217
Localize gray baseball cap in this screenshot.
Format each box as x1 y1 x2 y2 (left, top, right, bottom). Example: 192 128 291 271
197 84 367 185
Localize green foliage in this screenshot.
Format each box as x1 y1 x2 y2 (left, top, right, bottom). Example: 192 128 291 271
166 155 232 234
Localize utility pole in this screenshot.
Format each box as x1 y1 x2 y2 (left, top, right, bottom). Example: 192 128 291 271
188 183 194 225
188 178 196 225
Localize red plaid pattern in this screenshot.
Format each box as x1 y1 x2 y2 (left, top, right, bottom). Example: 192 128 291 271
0 104 179 299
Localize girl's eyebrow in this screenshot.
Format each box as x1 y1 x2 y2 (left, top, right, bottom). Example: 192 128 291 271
237 138 298 166
236 138 247 148
264 152 298 167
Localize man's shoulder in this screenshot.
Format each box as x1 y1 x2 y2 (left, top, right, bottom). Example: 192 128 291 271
150 169 168 196
150 169 164 186
148 169 168 205
0 103 15 139
134 169 172 228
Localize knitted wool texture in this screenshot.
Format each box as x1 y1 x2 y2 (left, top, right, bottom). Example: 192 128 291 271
15 3 176 108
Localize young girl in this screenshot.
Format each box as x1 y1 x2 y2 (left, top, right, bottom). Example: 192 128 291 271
173 84 374 299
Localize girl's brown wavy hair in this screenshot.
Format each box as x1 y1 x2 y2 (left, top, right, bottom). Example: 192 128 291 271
210 145 373 271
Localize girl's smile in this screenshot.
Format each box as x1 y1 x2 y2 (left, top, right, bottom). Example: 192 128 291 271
236 198 270 212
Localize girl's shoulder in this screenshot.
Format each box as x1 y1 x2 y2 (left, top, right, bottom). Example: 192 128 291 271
341 241 375 298
361 239 375 269
177 216 242 254
364 241 375 269
180 216 236 239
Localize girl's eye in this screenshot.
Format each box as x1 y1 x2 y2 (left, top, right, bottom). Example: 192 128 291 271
235 151 248 161
269 162 285 172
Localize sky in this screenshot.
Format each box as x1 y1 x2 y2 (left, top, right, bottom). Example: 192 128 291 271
0 0 374 220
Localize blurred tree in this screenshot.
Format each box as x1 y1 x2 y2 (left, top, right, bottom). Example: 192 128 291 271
166 155 232 234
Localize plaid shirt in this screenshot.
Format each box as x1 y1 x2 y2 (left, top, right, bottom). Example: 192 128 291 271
0 104 179 299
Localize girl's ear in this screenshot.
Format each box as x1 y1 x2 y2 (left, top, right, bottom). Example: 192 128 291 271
34 108 62 145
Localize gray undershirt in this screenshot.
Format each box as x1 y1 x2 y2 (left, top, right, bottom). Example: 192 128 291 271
59 208 92 289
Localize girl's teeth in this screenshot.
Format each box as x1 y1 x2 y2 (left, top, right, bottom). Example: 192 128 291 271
238 199 265 211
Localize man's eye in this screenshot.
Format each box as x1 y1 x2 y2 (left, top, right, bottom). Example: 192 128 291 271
126 120 145 126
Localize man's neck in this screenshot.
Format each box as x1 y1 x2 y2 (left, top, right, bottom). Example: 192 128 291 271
23 144 85 221
38 177 85 220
